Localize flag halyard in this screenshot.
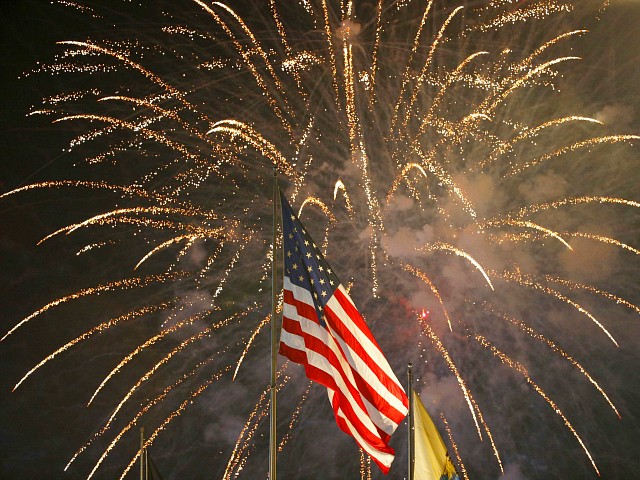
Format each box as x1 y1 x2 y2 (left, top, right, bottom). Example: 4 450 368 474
279 192 408 473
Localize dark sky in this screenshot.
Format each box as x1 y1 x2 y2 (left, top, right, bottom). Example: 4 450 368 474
1 1 640 480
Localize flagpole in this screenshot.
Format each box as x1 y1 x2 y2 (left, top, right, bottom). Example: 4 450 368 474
269 166 278 480
140 427 144 480
407 364 414 480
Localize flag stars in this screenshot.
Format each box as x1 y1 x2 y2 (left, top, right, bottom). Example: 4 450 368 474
282 197 344 307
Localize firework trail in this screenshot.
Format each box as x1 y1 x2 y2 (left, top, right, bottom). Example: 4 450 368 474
2 0 639 478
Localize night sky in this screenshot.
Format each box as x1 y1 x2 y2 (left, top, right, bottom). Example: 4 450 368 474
1 1 640 479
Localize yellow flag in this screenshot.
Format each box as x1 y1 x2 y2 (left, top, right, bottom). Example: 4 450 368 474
412 391 459 480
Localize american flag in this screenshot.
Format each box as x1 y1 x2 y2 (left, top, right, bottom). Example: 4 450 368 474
278 192 408 473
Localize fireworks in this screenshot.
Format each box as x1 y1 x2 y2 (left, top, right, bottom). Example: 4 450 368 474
2 0 639 478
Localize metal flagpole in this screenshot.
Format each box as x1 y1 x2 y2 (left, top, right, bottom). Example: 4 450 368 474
140 427 144 480
269 167 279 480
407 364 414 480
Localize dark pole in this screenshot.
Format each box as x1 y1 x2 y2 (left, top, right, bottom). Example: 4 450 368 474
407 363 414 480
269 166 279 480
140 427 144 480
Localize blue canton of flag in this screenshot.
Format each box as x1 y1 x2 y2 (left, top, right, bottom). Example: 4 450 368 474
281 195 339 327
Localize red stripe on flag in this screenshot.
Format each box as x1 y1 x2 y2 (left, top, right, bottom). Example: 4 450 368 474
283 289 319 324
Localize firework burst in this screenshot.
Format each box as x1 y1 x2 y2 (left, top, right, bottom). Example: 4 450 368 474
2 0 639 478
